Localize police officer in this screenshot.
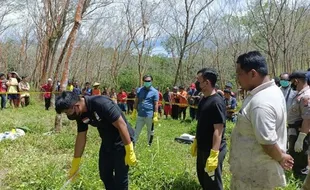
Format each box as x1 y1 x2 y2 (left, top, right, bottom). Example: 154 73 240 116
288 71 310 180
55 91 137 189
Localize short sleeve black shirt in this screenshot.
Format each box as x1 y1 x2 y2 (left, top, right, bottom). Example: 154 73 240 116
196 93 226 151
76 96 135 150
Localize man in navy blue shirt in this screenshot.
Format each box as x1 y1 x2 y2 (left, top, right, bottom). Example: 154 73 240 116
132 75 159 146
55 91 136 189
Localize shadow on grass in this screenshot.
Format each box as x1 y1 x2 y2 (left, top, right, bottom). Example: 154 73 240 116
161 173 201 190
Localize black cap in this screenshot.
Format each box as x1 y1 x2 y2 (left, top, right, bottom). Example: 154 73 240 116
289 71 307 80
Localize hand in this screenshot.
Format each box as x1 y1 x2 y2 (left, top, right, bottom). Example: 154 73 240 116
190 139 197 157
124 142 137 166
279 153 294 170
205 149 219 173
153 112 159 123
68 157 81 180
131 109 137 120
294 132 307 152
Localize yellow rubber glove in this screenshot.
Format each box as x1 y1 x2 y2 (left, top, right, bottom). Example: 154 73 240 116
131 109 137 120
205 149 219 173
124 142 137 166
68 157 81 180
190 139 197 157
153 112 159 123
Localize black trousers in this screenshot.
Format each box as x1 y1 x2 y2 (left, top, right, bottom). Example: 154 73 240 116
189 107 197 120
288 133 309 181
44 98 51 110
99 145 129 190
171 105 179 120
197 146 226 190
178 107 187 120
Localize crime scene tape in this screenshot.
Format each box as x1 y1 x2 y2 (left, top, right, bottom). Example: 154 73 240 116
0 91 203 109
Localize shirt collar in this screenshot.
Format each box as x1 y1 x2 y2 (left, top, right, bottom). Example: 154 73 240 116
298 86 310 95
249 80 275 96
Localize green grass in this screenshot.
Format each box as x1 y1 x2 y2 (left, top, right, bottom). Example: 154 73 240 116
0 97 303 189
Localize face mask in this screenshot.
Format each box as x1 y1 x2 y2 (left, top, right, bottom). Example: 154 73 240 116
280 80 289 88
67 112 79 120
144 82 152 88
195 81 201 92
291 82 297 91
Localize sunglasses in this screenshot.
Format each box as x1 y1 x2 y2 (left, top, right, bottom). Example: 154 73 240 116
144 80 152 82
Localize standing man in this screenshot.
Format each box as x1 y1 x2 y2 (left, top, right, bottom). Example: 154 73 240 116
280 72 296 111
82 82 92 96
288 71 310 180
132 75 159 146
229 51 293 190
191 68 227 190
55 91 137 189
127 88 136 115
117 88 128 114
223 89 237 123
41 78 53 110
163 87 172 119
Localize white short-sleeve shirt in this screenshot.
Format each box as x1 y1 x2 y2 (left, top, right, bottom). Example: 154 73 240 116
229 80 287 188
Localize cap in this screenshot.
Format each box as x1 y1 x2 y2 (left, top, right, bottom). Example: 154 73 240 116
225 82 233 88
289 71 307 80
190 83 196 89
173 86 178 90
93 82 100 86
47 78 52 81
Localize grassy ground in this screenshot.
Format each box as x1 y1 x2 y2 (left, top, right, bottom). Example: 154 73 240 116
0 97 303 189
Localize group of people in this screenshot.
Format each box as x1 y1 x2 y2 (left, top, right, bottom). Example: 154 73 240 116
54 50 310 190
0 71 30 109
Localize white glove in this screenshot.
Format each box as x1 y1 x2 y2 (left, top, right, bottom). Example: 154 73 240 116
294 132 307 152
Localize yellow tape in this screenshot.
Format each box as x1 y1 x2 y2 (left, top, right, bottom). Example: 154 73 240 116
0 91 199 109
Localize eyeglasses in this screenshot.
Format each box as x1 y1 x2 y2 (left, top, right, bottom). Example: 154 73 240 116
144 80 152 82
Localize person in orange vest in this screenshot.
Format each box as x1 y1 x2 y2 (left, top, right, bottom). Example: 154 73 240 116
178 86 188 121
92 82 101 96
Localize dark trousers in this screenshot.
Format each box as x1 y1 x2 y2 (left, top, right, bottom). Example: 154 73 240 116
25 96 30 106
197 147 226 190
0 94 6 109
127 102 134 113
44 98 51 110
178 107 187 120
288 134 309 181
171 105 179 120
99 145 129 190
189 107 197 120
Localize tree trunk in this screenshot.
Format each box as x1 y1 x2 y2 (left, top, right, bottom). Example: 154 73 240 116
54 0 90 132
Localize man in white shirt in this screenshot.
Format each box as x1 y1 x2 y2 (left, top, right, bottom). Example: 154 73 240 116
229 51 294 190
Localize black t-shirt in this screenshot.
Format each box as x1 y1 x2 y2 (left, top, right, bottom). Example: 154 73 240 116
76 96 135 150
196 93 226 151
127 92 136 104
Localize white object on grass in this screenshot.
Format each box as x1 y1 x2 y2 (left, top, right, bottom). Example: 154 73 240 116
179 133 195 141
0 129 25 142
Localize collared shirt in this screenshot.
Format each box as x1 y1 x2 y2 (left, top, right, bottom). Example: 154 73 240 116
280 86 296 111
287 86 310 125
137 86 159 117
229 80 287 188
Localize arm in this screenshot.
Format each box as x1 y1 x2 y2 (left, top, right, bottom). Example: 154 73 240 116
112 116 132 145
300 119 310 134
73 131 87 158
261 144 284 162
212 124 224 151
154 101 159 112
